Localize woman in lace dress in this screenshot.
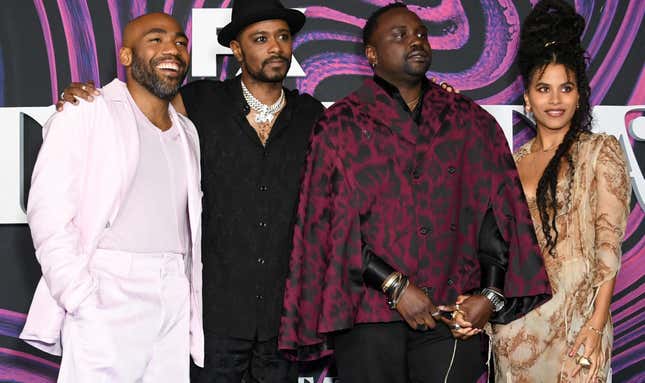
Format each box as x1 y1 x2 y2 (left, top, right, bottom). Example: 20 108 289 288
490 1 631 382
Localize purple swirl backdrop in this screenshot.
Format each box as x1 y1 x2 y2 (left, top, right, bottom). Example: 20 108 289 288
0 1 643 382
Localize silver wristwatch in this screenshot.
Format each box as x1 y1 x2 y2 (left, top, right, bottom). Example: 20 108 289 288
478 288 505 312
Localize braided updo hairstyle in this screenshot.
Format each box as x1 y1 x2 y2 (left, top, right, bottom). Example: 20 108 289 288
519 0 593 256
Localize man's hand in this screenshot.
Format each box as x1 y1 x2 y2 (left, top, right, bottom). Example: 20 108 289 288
457 294 494 329
396 284 437 331
56 80 100 111
439 295 481 340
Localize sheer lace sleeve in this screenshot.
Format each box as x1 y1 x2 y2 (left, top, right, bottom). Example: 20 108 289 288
592 135 631 287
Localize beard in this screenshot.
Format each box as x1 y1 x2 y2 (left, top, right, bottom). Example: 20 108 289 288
131 51 187 100
242 53 291 83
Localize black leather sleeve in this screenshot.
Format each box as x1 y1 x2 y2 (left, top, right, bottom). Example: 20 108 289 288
490 294 551 324
361 245 396 291
478 207 509 291
479 207 552 324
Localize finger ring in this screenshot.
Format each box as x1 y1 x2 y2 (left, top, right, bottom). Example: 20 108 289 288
450 324 461 330
577 355 592 368
59 91 65 100
81 85 87 91
415 323 428 331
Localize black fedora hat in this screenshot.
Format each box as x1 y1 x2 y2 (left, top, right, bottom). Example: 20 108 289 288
218 0 306 47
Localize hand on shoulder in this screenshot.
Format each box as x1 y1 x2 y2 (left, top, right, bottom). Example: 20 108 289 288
56 80 101 111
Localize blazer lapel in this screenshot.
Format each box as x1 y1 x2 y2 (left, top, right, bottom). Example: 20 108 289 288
100 79 140 224
171 108 201 248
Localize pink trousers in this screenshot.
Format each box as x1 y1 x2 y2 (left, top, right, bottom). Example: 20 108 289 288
57 249 190 383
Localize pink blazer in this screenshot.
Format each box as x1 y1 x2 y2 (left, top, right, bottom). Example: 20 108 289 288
19 79 204 366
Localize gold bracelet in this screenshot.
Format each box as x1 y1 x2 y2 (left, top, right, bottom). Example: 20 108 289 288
390 278 410 309
588 325 604 336
381 272 401 293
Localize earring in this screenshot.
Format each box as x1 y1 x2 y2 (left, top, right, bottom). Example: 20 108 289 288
371 62 376 68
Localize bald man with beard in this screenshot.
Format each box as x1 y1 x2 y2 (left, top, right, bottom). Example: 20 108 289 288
19 13 204 382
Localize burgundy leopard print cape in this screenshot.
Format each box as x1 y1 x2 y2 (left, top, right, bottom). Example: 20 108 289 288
279 78 552 360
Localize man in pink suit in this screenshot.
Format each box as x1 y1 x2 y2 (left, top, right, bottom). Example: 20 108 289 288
18 13 203 382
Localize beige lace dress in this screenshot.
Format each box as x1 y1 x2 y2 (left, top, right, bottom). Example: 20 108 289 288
490 133 631 382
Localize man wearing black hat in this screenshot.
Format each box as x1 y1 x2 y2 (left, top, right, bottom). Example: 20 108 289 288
57 1 324 382
177 2 324 382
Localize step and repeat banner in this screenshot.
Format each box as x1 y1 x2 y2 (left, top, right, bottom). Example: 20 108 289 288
0 1 643 382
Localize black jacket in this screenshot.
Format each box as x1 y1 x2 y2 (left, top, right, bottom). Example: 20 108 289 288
180 77 324 340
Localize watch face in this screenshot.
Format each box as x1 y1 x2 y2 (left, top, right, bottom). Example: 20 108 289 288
483 291 504 312
478 289 505 311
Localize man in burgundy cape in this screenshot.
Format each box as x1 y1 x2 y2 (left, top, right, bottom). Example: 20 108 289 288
279 3 552 382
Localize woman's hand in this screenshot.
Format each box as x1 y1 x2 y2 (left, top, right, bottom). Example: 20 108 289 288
430 78 459 93
570 323 603 381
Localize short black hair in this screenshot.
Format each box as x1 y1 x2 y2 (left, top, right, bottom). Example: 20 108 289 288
362 2 408 46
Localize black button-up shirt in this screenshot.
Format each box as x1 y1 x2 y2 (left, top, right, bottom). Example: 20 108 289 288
181 77 324 340
373 74 429 124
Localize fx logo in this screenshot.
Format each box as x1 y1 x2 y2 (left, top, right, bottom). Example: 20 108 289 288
191 8 307 78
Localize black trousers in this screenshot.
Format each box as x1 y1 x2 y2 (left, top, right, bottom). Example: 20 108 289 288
332 322 485 383
191 333 297 383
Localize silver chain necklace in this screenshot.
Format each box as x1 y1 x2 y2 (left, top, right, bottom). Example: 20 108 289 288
241 81 285 123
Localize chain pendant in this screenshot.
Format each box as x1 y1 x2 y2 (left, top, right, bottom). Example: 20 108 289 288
255 108 274 123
